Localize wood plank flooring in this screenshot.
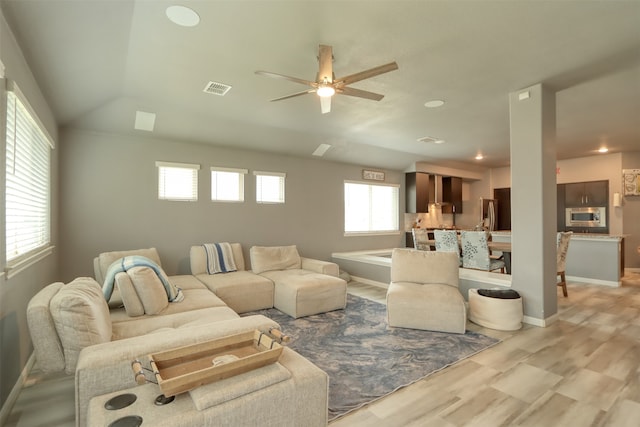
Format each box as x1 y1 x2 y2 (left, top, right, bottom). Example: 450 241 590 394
5 273 640 427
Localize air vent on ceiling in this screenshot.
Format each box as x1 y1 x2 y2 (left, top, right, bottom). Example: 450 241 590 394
417 136 445 144
203 81 232 96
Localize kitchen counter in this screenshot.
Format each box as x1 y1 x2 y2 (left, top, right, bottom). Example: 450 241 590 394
490 231 626 286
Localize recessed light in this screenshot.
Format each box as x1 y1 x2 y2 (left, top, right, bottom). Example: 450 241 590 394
424 99 445 108
598 147 609 153
166 5 200 27
417 136 445 144
475 154 483 160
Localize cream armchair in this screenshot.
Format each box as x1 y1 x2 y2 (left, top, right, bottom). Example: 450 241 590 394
386 249 466 334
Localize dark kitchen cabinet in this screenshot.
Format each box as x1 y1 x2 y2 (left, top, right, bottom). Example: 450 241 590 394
442 176 463 213
405 172 432 213
564 180 608 207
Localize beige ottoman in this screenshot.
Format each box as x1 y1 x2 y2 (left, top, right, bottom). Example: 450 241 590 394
468 288 523 331
261 269 347 318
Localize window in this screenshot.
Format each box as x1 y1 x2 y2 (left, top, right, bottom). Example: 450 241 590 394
156 161 199 201
5 84 54 265
211 167 247 202
254 171 285 204
344 181 399 234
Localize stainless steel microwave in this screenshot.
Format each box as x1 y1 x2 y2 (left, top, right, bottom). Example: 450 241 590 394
565 207 606 227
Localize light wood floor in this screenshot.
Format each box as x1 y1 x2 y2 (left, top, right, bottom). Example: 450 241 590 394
5 273 640 427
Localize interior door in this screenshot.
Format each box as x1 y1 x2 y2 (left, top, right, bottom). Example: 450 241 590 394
493 188 511 231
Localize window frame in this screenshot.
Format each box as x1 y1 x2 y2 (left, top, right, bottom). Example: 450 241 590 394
210 166 247 202
4 80 55 276
254 170 286 204
343 180 400 236
156 161 200 202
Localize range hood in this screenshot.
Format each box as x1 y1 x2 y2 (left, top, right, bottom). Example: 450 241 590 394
430 175 446 206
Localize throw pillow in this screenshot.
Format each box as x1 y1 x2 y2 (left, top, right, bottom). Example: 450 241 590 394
128 266 169 315
115 272 145 317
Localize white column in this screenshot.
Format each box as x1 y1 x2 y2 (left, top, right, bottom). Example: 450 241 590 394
509 84 558 325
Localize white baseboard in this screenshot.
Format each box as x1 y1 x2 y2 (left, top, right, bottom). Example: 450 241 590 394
523 312 559 327
566 275 620 287
0 353 35 426
349 275 388 289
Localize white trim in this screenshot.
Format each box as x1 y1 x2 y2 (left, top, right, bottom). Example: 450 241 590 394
210 166 248 174
345 179 399 188
523 313 559 328
344 231 401 237
253 170 286 177
6 80 55 149
5 246 55 279
349 275 389 289
0 353 35 426
566 275 621 288
155 161 200 170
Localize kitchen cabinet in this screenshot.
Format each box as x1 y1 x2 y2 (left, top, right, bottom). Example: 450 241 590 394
405 172 432 213
442 177 463 213
405 173 463 213
564 180 608 207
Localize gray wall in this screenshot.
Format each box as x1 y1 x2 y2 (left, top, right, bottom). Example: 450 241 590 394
0 10 59 414
58 128 405 281
622 152 640 269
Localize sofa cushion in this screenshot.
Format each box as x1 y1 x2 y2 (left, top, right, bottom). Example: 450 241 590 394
26 282 66 373
128 266 170 315
115 272 144 317
195 271 274 313
189 362 291 410
250 245 301 274
49 277 112 374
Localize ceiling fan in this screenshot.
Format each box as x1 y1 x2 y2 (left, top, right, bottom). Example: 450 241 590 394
255 44 398 114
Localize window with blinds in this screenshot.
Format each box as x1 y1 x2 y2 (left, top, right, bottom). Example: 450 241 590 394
156 161 199 201
211 167 247 202
254 171 286 204
344 181 399 234
5 88 54 264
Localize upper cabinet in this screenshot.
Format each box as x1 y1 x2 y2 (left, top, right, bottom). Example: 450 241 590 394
405 173 463 213
406 172 432 213
564 180 608 207
442 176 463 213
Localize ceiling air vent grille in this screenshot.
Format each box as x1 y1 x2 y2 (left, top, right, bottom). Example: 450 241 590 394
203 81 232 96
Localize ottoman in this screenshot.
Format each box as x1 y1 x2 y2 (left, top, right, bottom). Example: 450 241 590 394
261 269 347 318
468 288 523 331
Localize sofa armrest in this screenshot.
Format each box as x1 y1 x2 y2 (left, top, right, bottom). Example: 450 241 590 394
75 315 279 427
300 257 339 277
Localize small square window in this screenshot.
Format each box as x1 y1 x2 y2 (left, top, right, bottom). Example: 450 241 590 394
254 171 286 204
156 161 199 201
211 167 247 202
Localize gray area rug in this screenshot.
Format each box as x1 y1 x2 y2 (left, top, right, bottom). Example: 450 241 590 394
248 294 500 420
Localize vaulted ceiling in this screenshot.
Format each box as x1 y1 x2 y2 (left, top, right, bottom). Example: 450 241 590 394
2 0 639 171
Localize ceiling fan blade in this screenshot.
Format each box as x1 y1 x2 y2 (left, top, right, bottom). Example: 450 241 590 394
270 89 316 102
338 86 385 101
255 70 316 87
320 96 331 114
335 61 398 86
318 44 333 83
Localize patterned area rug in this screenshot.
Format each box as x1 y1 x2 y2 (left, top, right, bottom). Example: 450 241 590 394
247 294 500 420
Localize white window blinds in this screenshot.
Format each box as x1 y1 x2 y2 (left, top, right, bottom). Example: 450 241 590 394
254 171 286 204
5 88 53 263
344 181 399 233
211 167 247 202
156 161 200 201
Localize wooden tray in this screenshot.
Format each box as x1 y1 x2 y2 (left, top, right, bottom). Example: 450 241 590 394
138 330 283 397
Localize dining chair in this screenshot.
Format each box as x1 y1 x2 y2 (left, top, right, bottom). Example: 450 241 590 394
461 230 505 273
411 228 431 251
557 231 573 297
434 229 461 266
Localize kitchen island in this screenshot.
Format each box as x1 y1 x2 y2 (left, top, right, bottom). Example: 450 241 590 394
491 231 625 287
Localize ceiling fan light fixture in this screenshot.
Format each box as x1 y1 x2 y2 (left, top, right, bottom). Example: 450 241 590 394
317 84 336 98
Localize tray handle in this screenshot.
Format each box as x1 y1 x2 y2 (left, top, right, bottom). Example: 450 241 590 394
268 328 291 344
131 359 147 385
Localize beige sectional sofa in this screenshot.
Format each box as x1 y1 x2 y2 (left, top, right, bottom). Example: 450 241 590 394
27 245 343 426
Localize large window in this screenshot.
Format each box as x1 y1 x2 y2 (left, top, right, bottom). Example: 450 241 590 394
254 171 286 204
344 181 399 234
211 167 247 202
156 161 199 201
5 85 54 266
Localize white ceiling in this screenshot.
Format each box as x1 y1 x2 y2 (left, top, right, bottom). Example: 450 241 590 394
2 0 639 171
